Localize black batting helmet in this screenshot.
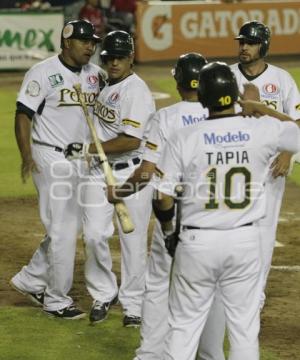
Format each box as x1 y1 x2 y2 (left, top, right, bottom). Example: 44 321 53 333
198 62 238 110
100 30 134 61
235 21 271 57
172 53 208 90
61 20 100 46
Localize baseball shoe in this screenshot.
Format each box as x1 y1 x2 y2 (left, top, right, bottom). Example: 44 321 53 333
44 304 86 320
9 279 44 307
89 295 118 324
123 315 141 328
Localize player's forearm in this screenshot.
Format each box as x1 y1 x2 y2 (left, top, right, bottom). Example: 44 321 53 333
114 160 156 198
15 113 32 160
89 134 141 154
263 106 294 122
152 192 175 233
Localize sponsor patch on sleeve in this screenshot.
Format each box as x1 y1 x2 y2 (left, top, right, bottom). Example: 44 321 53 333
145 141 158 151
26 80 40 97
122 119 141 128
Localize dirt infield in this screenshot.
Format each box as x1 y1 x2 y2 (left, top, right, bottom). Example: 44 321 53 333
1 60 300 358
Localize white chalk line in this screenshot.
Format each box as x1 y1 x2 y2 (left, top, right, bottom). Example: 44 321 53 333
271 265 300 272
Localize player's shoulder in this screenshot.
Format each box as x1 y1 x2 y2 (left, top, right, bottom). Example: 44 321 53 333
230 62 239 70
27 55 59 73
83 62 102 74
126 72 150 89
266 63 293 79
229 63 239 73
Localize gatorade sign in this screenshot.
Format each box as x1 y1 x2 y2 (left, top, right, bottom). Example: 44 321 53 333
135 1 300 62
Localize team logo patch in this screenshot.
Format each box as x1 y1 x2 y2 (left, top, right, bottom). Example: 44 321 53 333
262 83 279 95
48 73 64 87
107 92 120 106
295 104 300 111
87 75 98 86
62 24 74 39
26 80 40 97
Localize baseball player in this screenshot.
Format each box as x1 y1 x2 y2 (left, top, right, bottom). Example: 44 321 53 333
10 20 102 319
231 21 300 306
65 30 155 327
152 62 300 360
108 53 226 360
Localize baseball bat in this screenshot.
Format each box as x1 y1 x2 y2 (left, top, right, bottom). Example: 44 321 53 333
174 185 184 235
73 83 135 234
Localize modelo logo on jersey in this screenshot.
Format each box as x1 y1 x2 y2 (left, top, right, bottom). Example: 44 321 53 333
262 83 279 96
182 114 206 126
58 89 97 107
94 100 116 122
204 131 250 146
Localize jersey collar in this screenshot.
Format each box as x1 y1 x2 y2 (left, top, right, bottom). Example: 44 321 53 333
58 55 82 73
238 63 268 81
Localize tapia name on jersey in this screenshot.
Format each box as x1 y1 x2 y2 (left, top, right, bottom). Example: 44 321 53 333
206 150 250 165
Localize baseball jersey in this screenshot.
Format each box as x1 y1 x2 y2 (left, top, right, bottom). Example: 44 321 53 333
143 101 208 165
93 72 155 163
17 55 102 148
155 116 300 229
231 63 300 119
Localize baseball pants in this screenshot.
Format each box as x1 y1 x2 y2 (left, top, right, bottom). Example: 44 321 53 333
12 144 85 311
82 160 153 316
134 220 226 360
163 226 262 360
258 173 285 307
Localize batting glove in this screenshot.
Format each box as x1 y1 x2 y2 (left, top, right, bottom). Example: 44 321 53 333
64 142 90 160
164 231 180 258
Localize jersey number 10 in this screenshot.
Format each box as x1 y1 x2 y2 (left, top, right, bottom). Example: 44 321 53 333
205 167 251 209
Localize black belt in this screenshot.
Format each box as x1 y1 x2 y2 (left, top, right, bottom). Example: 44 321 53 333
183 222 253 230
33 140 63 153
110 157 140 171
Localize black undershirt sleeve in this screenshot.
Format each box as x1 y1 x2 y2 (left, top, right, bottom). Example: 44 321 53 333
16 101 35 120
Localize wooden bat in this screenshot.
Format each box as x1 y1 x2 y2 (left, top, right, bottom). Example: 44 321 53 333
73 83 135 234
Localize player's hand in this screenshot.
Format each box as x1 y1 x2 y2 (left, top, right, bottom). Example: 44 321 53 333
164 231 180 258
21 156 39 184
238 99 266 118
270 151 293 178
240 83 260 101
64 143 90 160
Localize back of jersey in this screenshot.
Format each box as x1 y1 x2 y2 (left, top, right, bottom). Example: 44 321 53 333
157 115 299 229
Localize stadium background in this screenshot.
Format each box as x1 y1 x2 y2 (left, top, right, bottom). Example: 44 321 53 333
0 1 300 359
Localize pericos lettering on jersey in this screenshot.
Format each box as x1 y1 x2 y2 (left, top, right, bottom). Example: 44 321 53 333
182 114 206 126
58 88 97 107
93 100 116 122
204 131 250 146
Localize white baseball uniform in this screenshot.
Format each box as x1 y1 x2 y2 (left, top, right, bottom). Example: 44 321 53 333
155 115 300 360
82 72 155 317
12 55 101 311
134 101 225 360
231 63 300 302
